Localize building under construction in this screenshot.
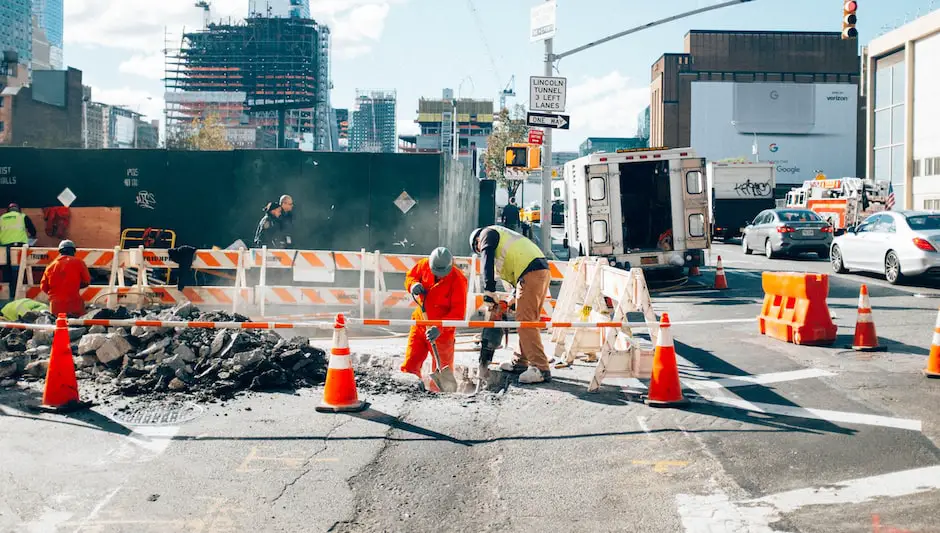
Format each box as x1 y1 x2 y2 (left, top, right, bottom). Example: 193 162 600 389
165 16 332 149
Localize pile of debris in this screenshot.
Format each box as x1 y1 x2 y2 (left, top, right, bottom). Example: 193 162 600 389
0 303 327 399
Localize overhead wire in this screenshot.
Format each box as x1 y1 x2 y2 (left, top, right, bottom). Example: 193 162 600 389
465 0 504 87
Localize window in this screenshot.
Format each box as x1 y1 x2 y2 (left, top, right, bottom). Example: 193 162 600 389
591 220 608 244
891 106 905 144
923 199 940 211
686 171 703 194
0 121 4 133
907 214 940 229
589 177 606 201
873 215 896 233
689 214 705 237
778 210 821 222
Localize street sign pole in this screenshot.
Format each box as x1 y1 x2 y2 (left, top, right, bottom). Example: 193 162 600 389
540 29 553 254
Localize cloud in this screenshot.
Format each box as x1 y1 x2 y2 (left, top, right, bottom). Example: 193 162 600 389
118 52 166 80
559 71 650 149
397 119 419 136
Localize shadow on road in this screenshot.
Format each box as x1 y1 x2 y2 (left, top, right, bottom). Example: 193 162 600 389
692 298 761 307
350 407 471 447
831 333 929 356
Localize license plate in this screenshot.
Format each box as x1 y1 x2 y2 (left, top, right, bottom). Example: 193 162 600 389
802 229 814 236
640 256 658 265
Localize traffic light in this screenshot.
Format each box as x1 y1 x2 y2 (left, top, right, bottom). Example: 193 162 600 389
504 144 541 170
842 1 858 40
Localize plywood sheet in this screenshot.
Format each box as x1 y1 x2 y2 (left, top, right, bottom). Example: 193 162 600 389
22 207 122 249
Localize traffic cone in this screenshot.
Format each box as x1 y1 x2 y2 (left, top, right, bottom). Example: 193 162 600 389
689 265 701 277
645 313 688 408
713 256 729 290
852 285 881 351
40 314 92 413
924 307 940 379
316 313 367 413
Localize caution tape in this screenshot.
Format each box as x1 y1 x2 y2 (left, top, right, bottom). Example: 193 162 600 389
0 321 56 331
351 317 759 329
66 319 329 330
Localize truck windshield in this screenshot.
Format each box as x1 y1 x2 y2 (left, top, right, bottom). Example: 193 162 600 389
906 215 940 230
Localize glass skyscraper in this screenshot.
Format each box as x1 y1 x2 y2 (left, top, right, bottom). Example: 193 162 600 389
0 0 33 67
33 0 64 69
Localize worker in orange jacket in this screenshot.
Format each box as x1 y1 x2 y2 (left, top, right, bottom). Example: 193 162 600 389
40 240 91 317
401 247 468 377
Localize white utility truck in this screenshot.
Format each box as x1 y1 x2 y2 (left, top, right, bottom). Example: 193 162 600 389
707 161 776 240
562 147 710 273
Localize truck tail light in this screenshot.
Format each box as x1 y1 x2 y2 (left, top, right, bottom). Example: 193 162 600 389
777 225 795 233
820 226 833 233
913 238 937 252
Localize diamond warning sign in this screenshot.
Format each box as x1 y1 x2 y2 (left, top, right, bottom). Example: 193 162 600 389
57 187 77 207
394 191 416 214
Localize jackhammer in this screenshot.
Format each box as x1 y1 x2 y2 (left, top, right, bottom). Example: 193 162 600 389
477 299 512 394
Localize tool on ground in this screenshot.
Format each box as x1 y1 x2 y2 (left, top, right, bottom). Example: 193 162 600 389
41 314 92 412
476 299 511 394
925 306 940 379
851 284 882 351
714 256 729 290
316 313 367 413
645 313 688 408
411 293 458 393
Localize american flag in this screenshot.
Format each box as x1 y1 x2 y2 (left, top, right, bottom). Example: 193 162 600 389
886 182 896 211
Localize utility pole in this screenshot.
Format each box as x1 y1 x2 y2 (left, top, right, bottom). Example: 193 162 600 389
536 0 755 254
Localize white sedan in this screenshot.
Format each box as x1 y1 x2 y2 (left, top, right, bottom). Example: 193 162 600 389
830 211 940 284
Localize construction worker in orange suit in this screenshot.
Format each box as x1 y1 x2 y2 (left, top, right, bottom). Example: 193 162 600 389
40 240 91 317
401 247 468 379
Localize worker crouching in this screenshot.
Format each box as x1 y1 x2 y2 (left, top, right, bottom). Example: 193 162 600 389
401 247 468 378
40 240 91 318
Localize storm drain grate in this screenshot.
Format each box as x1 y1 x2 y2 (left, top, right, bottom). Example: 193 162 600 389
110 402 204 426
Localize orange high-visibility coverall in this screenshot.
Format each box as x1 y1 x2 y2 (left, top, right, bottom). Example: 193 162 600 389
401 258 468 376
40 255 91 317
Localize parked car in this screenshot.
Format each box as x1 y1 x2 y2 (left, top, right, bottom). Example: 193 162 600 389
742 208 833 259
830 211 940 284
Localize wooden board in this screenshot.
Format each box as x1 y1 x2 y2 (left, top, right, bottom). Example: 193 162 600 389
22 207 122 249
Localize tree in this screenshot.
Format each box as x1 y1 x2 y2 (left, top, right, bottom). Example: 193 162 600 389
483 104 530 199
166 113 233 151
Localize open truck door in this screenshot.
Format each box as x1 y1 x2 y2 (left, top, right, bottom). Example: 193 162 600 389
681 158 709 250
585 163 616 256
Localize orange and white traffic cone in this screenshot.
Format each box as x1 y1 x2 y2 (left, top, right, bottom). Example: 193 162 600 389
316 314 367 413
714 256 729 290
645 313 688 408
925 307 940 379
41 314 92 412
852 285 881 351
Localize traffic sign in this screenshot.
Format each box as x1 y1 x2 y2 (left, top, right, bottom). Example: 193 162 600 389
528 129 544 145
526 112 570 130
530 1 557 42
529 76 566 113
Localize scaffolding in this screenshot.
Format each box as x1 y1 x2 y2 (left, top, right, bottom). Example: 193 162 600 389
164 16 327 149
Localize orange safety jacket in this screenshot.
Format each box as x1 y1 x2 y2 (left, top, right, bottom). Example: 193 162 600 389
40 255 91 317
405 258 468 322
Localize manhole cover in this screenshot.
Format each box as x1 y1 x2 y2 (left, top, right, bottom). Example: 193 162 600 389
110 402 204 426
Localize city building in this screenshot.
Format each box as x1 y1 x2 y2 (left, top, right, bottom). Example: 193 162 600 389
650 30 861 186
0 67 82 148
0 0 32 79
398 89 494 162
333 107 349 151
636 106 650 144
579 137 647 156
83 100 108 149
350 90 397 153
165 16 330 150
249 0 309 18
32 0 63 69
552 151 579 167
865 9 940 210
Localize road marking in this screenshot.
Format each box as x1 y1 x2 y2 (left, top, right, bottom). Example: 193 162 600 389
632 460 689 473
685 368 836 390
692 396 922 431
677 464 940 532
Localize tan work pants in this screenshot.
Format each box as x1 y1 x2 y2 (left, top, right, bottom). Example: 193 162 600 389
515 268 551 371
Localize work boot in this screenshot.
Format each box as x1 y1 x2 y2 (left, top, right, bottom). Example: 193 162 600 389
498 360 528 373
518 366 551 384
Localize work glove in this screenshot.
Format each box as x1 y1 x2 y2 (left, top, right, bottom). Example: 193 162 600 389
482 291 499 319
410 283 426 297
425 326 441 343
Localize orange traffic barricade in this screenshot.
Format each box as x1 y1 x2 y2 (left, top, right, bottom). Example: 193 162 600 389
758 272 837 346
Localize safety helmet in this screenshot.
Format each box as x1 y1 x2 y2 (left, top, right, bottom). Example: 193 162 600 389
58 239 76 255
429 247 453 278
468 228 483 253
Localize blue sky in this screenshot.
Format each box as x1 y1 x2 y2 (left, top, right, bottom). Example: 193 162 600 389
63 0 938 151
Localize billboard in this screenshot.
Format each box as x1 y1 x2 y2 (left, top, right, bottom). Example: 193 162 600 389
690 82 858 185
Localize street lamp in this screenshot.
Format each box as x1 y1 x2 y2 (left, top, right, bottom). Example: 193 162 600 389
731 120 759 162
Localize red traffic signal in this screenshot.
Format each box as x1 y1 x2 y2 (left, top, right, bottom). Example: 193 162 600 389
842 1 858 39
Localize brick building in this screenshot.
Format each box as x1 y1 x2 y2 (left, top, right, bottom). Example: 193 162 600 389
651 30 863 184
0 66 82 148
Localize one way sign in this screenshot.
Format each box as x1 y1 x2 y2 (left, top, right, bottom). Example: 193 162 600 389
526 112 570 130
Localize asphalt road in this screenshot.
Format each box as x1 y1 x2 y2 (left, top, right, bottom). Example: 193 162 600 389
3 244 940 532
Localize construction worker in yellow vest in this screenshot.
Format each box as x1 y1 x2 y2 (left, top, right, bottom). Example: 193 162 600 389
0 203 36 247
469 225 552 384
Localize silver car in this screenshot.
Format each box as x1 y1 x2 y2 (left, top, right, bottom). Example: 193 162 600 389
742 208 834 259
830 211 940 284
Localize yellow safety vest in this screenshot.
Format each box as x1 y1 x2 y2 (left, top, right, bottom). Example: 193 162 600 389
0 211 28 246
1 299 49 321
492 226 544 286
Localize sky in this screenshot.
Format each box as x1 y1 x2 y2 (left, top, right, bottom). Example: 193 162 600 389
63 0 939 151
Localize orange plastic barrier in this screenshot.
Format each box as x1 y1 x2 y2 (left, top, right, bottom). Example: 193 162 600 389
758 272 837 346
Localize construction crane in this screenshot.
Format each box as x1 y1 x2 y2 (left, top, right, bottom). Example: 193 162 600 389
499 75 516 112
195 1 211 28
